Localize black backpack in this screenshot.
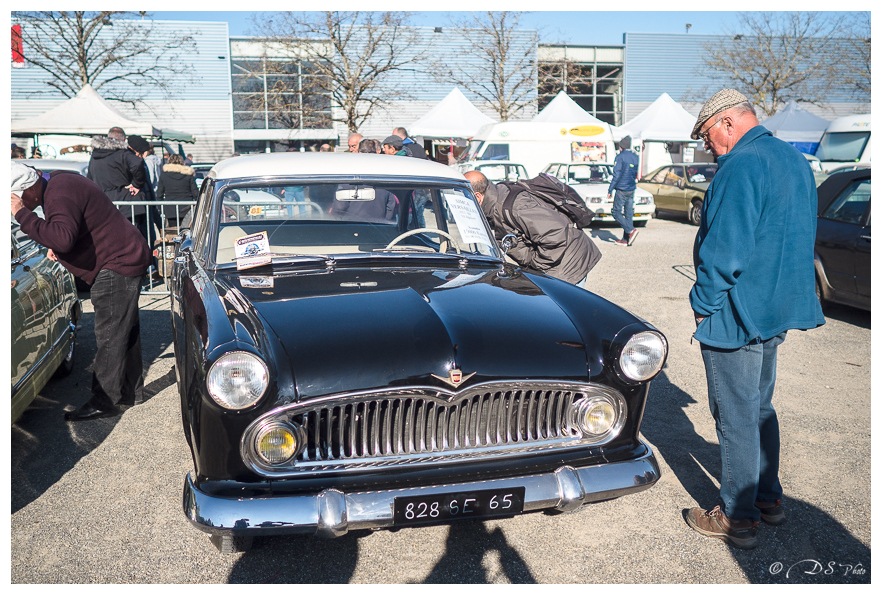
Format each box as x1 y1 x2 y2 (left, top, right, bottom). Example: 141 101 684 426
498 174 595 229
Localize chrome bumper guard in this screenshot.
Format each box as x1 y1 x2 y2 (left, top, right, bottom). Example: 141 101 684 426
183 443 660 538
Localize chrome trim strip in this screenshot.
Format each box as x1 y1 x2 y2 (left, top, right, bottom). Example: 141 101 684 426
183 443 660 538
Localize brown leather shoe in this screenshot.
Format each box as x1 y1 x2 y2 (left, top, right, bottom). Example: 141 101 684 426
755 500 786 525
686 505 759 549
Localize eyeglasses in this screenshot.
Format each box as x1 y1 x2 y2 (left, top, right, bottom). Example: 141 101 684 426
699 118 723 143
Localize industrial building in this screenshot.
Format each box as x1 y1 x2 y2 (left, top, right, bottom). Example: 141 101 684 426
10 18 869 162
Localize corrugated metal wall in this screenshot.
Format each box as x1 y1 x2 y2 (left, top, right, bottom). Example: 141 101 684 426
11 19 233 162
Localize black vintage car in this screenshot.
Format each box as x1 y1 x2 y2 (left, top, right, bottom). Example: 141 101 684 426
171 153 667 553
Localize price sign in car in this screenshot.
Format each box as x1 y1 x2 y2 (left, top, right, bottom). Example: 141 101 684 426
393 487 526 526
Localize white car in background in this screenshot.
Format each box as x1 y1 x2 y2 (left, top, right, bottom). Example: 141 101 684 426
540 162 655 226
456 161 529 183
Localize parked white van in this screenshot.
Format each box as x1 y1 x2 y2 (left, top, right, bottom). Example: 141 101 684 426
463 121 617 178
814 114 871 173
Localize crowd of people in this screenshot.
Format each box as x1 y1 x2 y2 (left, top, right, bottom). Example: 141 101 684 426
11 89 826 551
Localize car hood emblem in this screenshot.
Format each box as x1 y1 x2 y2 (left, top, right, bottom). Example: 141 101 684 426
431 368 476 389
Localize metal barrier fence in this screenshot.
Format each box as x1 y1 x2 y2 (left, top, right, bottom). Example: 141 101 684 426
113 200 196 295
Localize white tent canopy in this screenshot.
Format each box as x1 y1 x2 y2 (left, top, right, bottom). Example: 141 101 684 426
532 91 594 122
616 93 697 142
408 87 497 139
760 100 830 143
10 84 194 142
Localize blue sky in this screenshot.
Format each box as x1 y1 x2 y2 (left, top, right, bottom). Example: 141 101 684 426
150 10 748 46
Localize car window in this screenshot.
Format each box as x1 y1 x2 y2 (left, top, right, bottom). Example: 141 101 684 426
514 165 528 180
685 164 717 183
821 179 871 225
477 164 507 181
662 167 685 187
569 164 613 183
648 167 670 184
481 144 510 161
209 181 499 266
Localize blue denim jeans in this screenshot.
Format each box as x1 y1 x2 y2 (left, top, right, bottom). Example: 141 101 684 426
700 332 787 522
611 189 635 236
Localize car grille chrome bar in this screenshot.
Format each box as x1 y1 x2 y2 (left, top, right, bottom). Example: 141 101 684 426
242 381 627 476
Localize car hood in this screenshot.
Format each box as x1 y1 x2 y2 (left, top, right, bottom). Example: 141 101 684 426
214 265 626 399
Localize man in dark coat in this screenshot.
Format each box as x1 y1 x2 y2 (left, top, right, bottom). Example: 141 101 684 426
12 161 151 421
87 127 156 249
464 170 601 287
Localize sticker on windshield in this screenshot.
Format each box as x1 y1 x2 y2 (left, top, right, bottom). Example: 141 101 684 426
443 192 493 247
234 231 271 270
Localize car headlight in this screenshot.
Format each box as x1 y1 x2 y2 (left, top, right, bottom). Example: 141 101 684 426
207 351 269 409
589 196 603 204
619 331 667 381
568 391 627 441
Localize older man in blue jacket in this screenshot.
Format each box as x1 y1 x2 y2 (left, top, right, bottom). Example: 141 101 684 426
685 89 825 549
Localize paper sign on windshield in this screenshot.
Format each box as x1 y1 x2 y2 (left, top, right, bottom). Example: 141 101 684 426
234 231 271 270
443 192 492 247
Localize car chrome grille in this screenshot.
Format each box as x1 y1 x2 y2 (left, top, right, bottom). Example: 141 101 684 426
243 381 626 476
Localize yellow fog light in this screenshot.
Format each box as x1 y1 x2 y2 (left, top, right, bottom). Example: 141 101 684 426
569 392 626 441
255 422 301 465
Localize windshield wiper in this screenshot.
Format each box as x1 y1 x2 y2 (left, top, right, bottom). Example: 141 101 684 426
232 252 337 269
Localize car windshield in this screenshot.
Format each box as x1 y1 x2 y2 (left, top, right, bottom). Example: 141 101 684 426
684 164 717 183
208 181 499 266
814 131 871 162
568 164 613 183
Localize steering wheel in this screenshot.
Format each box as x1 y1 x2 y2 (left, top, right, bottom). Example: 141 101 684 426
384 228 461 254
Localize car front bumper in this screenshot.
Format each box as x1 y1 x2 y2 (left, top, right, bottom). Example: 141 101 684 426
183 443 660 538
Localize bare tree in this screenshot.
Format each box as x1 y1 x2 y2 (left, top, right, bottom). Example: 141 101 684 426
538 59 599 110
432 12 538 121
700 11 847 116
251 11 426 133
12 11 197 108
839 11 870 99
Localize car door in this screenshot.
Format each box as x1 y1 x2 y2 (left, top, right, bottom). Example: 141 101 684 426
649 167 676 211
10 232 50 394
816 177 871 299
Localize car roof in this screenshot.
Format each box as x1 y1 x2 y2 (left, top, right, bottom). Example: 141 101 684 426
18 158 88 172
210 153 467 182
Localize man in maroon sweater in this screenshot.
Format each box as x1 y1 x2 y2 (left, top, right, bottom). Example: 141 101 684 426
11 162 151 421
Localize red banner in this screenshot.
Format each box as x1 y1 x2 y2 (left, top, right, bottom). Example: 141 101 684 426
12 24 24 67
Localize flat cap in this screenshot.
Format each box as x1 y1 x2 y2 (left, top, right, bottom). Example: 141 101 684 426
382 135 403 150
11 161 40 197
691 89 749 140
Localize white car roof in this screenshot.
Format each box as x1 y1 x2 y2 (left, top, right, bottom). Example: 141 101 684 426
210 153 467 182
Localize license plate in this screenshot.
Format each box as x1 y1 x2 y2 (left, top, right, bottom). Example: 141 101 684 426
393 487 526 526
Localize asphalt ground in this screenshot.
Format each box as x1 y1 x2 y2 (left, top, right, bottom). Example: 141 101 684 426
9 216 871 584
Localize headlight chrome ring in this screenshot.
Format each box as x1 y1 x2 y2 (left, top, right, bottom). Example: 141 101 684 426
206 351 269 410
619 330 667 382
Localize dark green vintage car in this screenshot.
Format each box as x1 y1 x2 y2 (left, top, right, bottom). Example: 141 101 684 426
11 224 81 422
638 163 717 226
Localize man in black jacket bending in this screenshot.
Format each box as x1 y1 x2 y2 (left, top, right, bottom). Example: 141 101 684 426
464 170 601 288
